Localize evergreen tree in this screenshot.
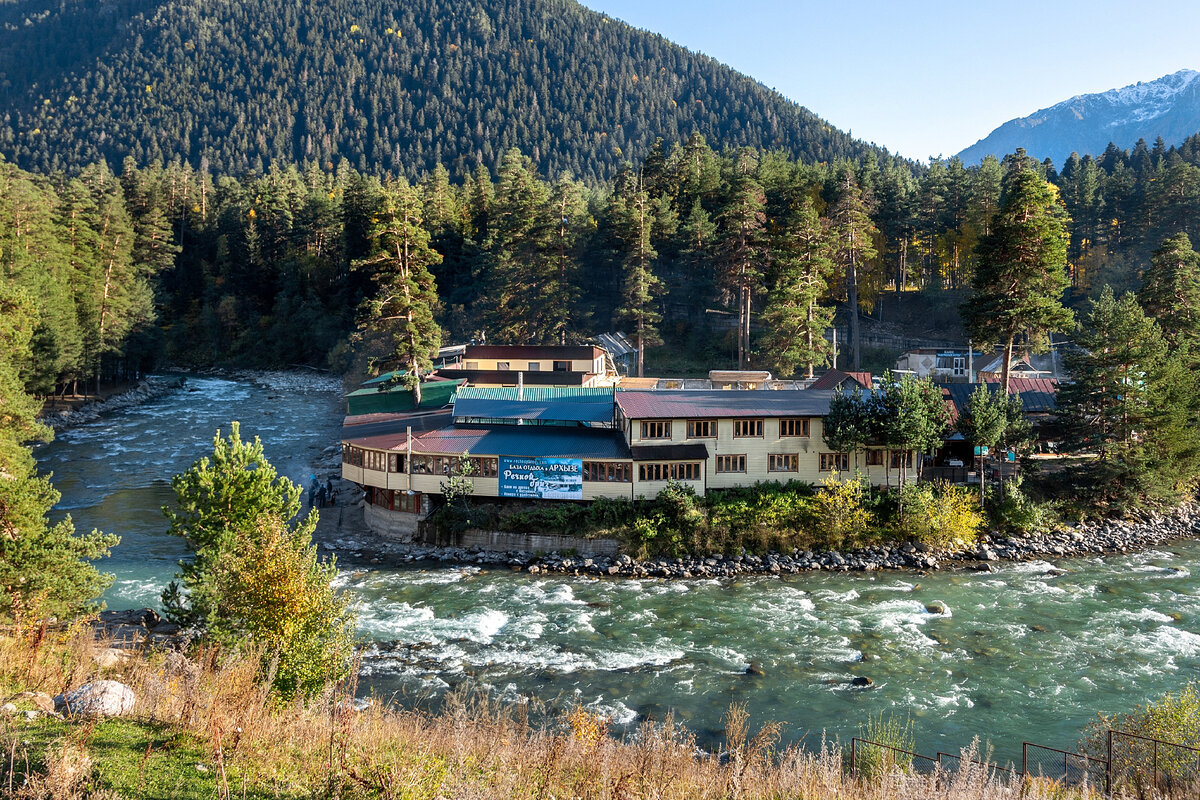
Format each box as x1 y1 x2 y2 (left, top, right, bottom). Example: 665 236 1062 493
828 168 879 371
761 195 835 378
613 189 664 377
354 178 443 406
0 285 118 621
1139 232 1200 351
714 149 767 368
821 386 874 471
963 164 1074 394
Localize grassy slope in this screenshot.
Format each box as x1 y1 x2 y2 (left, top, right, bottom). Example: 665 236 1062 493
0 624 1091 799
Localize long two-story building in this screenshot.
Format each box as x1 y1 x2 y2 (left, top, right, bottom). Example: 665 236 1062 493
341 386 918 538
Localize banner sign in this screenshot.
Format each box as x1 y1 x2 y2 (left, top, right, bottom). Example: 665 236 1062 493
499 456 583 500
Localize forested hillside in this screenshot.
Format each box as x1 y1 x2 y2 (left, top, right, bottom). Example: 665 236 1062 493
0 0 883 180
5 127 1200 393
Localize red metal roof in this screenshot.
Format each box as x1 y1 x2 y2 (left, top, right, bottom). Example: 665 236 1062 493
810 370 873 390
616 390 834 419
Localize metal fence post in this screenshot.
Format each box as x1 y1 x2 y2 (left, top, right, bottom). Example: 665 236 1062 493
850 738 856 779
1022 742 1028 778
1107 729 1113 796
1154 738 1159 794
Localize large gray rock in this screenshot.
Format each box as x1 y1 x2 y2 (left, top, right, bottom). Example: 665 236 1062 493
55 680 136 717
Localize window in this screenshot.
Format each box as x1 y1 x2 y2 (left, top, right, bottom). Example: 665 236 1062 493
768 453 799 472
363 449 391 472
410 455 458 475
715 454 746 473
465 362 479 370
640 421 671 439
527 362 540 371
388 453 405 473
638 462 701 481
687 419 716 438
953 357 966 377
553 360 570 372
819 452 850 472
342 444 364 467
733 419 764 438
866 449 884 466
890 450 914 469
469 457 498 477
583 462 632 482
366 488 422 513
779 418 810 437
497 361 510 371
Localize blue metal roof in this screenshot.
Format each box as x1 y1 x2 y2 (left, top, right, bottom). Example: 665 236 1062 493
412 425 631 460
452 397 614 424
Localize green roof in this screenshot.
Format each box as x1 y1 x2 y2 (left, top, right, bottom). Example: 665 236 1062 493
451 386 615 403
346 379 464 415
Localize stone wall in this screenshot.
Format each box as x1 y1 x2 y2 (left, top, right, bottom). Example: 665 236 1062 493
363 502 422 542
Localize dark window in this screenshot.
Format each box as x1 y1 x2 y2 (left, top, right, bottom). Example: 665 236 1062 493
715 454 746 473
733 419 764 438
768 453 798 472
640 421 671 439
687 419 716 438
553 360 570 372
819 453 850 472
779 418 810 437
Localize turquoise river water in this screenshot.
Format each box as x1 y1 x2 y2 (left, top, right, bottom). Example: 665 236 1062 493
36 375 1200 765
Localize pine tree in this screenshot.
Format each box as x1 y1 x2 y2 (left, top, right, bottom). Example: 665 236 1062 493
0 284 118 621
354 178 443 406
613 189 664 377
714 149 767 368
828 168 879 371
1139 232 1200 351
761 196 835 378
963 165 1074 394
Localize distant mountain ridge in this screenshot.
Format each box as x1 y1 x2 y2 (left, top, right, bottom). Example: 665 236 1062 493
957 69 1200 165
0 0 891 180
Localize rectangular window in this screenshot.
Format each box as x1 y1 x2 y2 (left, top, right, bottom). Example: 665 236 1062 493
527 362 540 371
768 453 799 472
819 452 850 472
733 419 764 438
342 444 364 468
553 360 570 372
640 421 671 440
687 419 716 438
388 453 405 473
465 362 479 370
469 457 498 478
638 462 701 481
866 449 884 466
890 450 914 469
779 418 810 437
715 454 746 473
583 462 632 482
497 361 510 371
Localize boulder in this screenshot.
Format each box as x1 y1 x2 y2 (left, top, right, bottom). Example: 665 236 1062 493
925 601 948 615
850 676 874 687
55 680 136 718
745 660 767 677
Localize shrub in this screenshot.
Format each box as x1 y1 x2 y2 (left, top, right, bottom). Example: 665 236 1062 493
1082 685 1200 795
898 482 983 550
807 473 874 551
985 476 1056 535
852 712 916 779
163 423 357 700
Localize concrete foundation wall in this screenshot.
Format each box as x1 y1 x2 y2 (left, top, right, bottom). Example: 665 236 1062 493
363 502 422 542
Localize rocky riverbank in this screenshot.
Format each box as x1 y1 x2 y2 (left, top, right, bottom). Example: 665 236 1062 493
324 502 1200 578
42 376 183 431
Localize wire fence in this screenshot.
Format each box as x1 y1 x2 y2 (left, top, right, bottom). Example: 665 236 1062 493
1108 730 1200 799
850 731 1200 798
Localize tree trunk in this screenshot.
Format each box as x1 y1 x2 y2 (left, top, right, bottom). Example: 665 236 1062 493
1001 335 1015 395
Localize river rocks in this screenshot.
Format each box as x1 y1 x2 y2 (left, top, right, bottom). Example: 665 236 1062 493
44 377 180 432
332 501 1200 581
92 608 189 648
55 681 136 718
925 601 948 615
745 660 767 677
850 676 874 687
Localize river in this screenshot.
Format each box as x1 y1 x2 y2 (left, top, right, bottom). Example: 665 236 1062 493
37 374 1200 765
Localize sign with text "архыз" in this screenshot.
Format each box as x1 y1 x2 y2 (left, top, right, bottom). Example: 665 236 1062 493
498 456 583 500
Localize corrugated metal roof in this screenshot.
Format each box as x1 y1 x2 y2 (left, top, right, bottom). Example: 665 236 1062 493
616 390 835 419
411 425 631 459
452 398 614 424
436 369 593 385
341 411 455 449
810 370 873 390
452 386 615 403
939 380 1058 420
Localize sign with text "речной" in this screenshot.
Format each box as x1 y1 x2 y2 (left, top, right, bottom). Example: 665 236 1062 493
498 456 583 500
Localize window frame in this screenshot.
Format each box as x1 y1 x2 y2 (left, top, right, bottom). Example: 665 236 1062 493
640 420 672 440
733 418 764 438
715 454 747 473
819 452 850 472
768 453 799 472
686 419 717 439
779 418 810 438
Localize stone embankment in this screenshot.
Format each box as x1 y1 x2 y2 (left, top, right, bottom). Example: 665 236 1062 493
330 503 1200 578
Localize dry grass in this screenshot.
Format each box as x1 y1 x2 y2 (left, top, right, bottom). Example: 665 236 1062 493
0 620 1102 799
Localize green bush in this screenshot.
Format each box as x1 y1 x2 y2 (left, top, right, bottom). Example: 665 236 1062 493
851 712 916 779
985 476 1056 535
806 473 875 551
1082 685 1200 795
897 481 983 550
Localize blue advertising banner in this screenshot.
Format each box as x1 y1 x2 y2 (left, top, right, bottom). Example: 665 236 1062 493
499 456 583 500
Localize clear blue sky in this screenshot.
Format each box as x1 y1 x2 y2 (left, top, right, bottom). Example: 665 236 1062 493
580 0 1200 162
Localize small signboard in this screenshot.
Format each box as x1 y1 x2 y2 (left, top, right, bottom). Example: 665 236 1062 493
499 456 583 500
973 445 990 456
1006 451 1016 462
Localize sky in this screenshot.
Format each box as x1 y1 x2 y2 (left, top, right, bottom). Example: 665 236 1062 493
579 0 1200 162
